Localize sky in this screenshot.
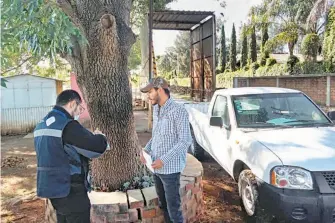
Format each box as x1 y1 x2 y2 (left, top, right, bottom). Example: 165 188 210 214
153 0 263 55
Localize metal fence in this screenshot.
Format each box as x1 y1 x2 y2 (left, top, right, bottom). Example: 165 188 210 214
1 106 53 135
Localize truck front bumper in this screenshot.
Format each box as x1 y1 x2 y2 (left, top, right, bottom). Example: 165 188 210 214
258 179 335 223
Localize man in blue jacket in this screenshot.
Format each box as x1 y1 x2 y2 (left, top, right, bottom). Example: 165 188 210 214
34 90 108 223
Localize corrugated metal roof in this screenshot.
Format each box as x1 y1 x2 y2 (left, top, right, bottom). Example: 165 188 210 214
4 73 65 82
152 10 214 30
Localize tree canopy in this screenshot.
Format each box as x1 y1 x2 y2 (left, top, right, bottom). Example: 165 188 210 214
1 0 173 77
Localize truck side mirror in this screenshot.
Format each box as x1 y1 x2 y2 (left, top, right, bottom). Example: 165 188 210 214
210 116 223 127
327 111 335 121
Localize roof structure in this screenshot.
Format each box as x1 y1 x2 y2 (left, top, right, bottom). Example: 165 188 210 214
152 10 215 30
4 73 65 82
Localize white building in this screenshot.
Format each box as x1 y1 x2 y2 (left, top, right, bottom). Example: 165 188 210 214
1 74 64 135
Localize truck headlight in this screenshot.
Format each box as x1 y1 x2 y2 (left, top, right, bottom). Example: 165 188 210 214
270 166 313 190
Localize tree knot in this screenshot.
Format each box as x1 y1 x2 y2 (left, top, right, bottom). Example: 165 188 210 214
100 14 114 29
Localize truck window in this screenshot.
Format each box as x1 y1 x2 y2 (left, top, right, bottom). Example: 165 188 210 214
232 93 331 128
212 95 230 126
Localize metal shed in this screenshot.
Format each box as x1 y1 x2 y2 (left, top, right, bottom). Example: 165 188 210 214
149 10 217 102
1 74 64 135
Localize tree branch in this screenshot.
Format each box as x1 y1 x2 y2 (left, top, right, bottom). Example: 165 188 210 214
1 57 34 75
56 0 86 37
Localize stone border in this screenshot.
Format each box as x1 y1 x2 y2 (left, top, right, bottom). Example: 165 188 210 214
45 154 204 223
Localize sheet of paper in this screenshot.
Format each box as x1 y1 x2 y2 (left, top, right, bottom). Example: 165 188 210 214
143 151 154 172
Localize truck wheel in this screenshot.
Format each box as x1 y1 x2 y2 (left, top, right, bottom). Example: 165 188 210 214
238 170 273 223
190 125 205 161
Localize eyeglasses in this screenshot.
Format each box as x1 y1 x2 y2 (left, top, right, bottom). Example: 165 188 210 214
75 100 85 114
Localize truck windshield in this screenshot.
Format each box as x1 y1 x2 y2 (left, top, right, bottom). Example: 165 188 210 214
232 93 331 128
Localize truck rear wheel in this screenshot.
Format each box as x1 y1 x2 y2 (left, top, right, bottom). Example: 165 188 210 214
190 125 205 161
238 170 273 223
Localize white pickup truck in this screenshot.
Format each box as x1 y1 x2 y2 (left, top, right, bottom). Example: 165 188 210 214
183 87 335 223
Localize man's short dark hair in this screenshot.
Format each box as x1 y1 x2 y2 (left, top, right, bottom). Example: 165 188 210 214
154 87 170 97
56 90 82 106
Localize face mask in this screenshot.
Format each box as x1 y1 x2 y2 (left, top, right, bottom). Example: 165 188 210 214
74 115 80 121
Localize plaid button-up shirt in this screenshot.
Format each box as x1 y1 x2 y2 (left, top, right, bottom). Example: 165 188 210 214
144 98 192 174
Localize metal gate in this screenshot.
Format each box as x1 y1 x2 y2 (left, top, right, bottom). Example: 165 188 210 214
190 16 216 102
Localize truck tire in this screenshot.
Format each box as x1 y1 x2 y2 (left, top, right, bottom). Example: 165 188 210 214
190 125 205 161
238 170 274 223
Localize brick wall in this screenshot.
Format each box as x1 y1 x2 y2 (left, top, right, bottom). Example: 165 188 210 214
45 154 204 223
235 74 335 107
249 78 276 87
331 76 335 106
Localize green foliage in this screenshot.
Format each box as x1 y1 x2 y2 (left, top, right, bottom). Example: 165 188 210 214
301 33 319 61
129 38 142 70
170 77 190 87
216 69 252 88
2 0 172 78
157 32 190 78
220 24 227 72
240 26 248 68
130 0 175 31
130 74 140 85
261 25 269 53
287 55 300 74
120 176 154 192
249 26 257 63
230 23 237 71
260 57 267 66
266 58 277 66
323 7 335 72
250 62 260 74
260 25 270 66
31 57 71 80
255 64 288 76
1 0 84 69
291 61 327 75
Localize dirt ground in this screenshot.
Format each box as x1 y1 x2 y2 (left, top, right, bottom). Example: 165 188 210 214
1 132 246 223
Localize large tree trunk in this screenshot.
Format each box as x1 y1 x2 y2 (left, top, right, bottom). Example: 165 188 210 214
57 0 143 191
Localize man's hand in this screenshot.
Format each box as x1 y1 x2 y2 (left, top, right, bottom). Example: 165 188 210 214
152 159 164 169
140 151 146 164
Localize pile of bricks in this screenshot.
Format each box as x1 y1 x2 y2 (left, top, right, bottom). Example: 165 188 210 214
45 154 204 223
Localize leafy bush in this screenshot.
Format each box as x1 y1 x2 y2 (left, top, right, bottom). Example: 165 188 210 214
120 175 154 192
286 55 299 74
290 62 326 75
170 77 190 87
255 64 287 76
301 33 319 61
250 62 260 73
216 69 253 88
260 57 267 66
323 7 335 72
266 58 277 67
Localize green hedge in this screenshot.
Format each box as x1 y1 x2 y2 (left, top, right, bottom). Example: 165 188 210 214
168 61 331 90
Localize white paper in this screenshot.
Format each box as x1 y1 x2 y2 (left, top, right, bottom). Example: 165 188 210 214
143 151 154 172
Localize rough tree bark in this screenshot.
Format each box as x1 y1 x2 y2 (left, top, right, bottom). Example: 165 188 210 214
57 0 143 191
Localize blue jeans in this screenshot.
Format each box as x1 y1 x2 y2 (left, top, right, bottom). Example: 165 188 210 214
154 173 183 223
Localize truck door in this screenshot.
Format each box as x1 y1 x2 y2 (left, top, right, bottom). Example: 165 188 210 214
208 95 232 173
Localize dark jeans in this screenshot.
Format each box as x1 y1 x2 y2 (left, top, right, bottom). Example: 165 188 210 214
154 173 183 223
50 183 91 223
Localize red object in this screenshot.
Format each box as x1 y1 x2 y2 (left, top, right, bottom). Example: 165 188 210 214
70 73 90 121
279 179 288 187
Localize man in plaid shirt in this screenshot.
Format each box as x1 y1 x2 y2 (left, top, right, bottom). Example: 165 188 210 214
140 77 192 223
